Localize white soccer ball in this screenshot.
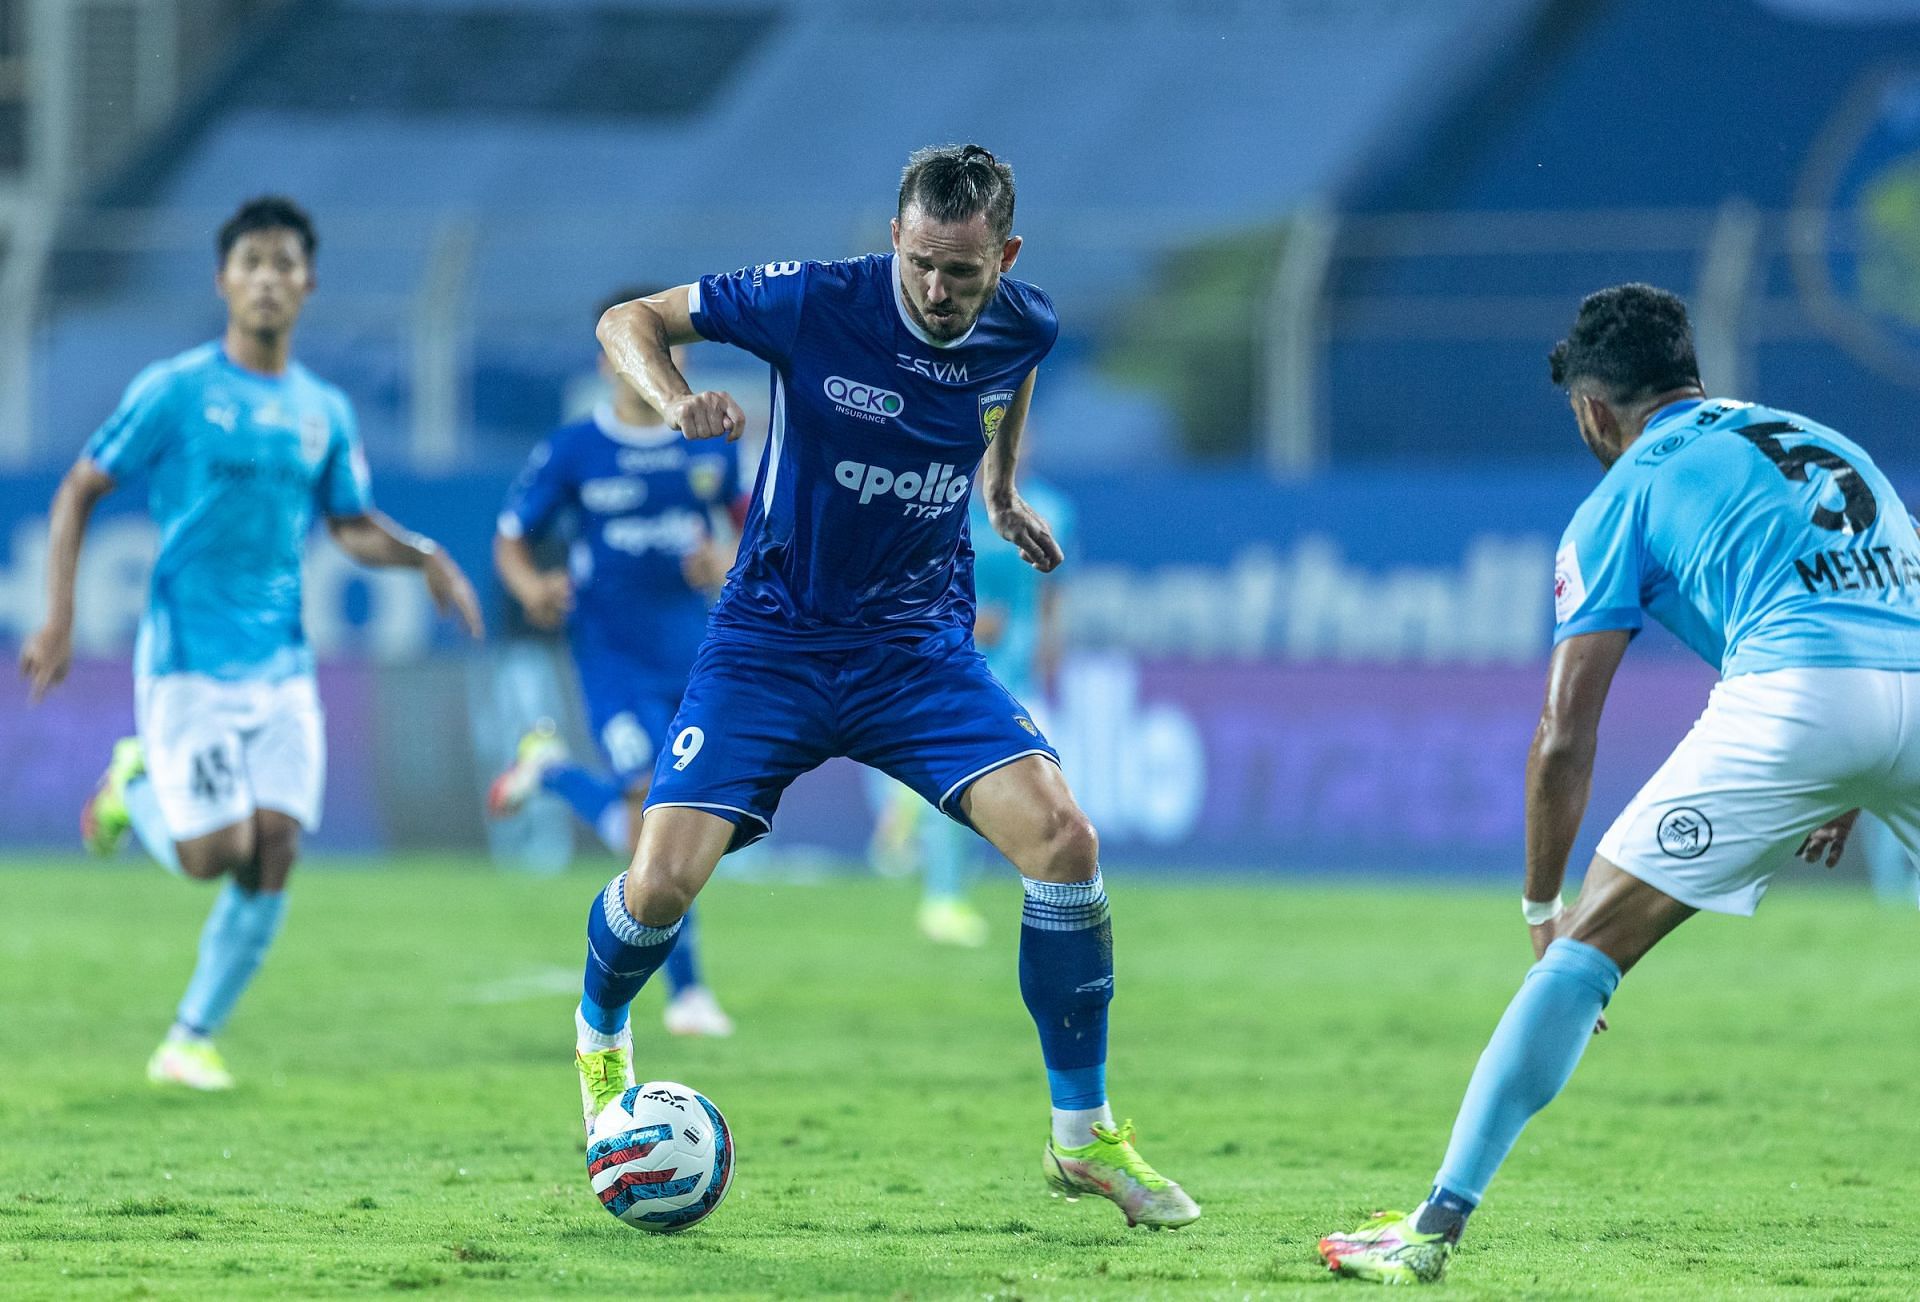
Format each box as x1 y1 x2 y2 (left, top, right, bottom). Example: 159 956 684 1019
586 1080 735 1233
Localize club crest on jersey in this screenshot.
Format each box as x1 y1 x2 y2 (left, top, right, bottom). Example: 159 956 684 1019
299 411 329 464
824 376 905 423
686 458 725 502
1014 715 1038 736
978 389 1014 445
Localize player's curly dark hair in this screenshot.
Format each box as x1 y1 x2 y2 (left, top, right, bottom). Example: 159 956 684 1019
217 195 317 264
1549 283 1700 403
898 143 1016 242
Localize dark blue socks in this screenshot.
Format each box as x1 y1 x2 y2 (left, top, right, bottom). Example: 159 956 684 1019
541 764 622 839
580 872 682 1035
1019 873 1113 1112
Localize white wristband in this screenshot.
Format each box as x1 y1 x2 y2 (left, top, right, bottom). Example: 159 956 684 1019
1522 896 1565 926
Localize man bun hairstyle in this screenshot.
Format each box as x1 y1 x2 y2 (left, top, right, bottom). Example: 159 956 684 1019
217 194 317 264
897 143 1016 243
1549 283 1700 403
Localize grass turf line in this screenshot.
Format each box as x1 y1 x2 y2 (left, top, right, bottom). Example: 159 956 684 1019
1 858 1917 1298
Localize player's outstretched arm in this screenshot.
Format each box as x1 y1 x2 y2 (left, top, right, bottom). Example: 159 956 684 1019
328 512 484 638
493 530 571 630
1524 629 1632 954
20 458 115 701
979 369 1062 573
597 287 744 442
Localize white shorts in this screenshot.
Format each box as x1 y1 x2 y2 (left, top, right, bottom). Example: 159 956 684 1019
136 673 326 840
1598 667 1920 915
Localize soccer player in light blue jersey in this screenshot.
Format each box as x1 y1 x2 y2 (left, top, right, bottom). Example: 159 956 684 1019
486 289 744 1038
869 478 1074 947
574 145 1198 1229
1319 284 1920 1284
18 196 483 1091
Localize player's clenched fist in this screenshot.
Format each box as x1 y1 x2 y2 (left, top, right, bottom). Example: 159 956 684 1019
668 391 745 442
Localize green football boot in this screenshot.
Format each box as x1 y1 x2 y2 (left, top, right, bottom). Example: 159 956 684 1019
81 737 145 855
487 720 566 818
1317 1210 1453 1284
147 1037 235 1091
1043 1120 1200 1229
575 1031 635 1140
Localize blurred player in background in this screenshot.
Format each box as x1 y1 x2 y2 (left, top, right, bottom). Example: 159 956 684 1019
487 289 743 1038
18 196 483 1090
1318 284 1920 1284
575 143 1198 1229
869 477 1074 947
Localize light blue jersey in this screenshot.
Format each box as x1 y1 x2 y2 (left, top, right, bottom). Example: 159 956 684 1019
967 479 1074 693
1553 397 1920 677
84 342 372 682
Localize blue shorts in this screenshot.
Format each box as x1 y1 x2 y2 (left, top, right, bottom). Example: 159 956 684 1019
645 625 1057 851
571 642 687 790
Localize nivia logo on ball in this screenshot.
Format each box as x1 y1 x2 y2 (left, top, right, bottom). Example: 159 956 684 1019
824 375 905 422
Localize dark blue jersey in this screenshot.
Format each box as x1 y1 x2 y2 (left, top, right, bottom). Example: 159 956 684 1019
688 253 1058 648
499 404 742 678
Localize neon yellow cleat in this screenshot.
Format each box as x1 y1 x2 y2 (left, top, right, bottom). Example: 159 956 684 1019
1043 1120 1200 1229
576 1042 634 1140
487 720 566 818
918 897 989 947
81 737 145 856
146 1038 234 1091
1317 1210 1453 1284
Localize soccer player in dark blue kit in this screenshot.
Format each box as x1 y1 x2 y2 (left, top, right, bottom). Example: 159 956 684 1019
488 292 743 1038
571 145 1198 1228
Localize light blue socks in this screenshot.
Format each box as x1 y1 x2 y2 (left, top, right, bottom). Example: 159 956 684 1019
1432 938 1622 1205
124 775 182 875
174 880 288 1037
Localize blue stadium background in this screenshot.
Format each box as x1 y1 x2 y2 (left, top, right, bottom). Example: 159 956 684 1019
3 0 1918 886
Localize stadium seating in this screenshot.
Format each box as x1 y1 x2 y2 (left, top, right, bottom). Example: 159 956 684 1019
30 0 1542 465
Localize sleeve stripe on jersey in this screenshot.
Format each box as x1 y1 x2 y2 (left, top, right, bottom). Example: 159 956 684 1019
761 374 787 514
1553 607 1643 642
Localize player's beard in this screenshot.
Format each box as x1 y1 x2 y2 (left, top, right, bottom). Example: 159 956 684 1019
915 284 992 342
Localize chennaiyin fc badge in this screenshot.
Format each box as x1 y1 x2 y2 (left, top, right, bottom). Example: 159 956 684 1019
978 388 1014 445
687 457 726 502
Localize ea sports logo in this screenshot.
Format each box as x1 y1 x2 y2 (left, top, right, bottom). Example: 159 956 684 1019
824 376 905 421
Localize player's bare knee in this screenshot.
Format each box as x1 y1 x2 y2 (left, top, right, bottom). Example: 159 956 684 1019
249 815 301 892
176 851 225 882
626 857 699 926
178 825 254 881
1031 807 1099 883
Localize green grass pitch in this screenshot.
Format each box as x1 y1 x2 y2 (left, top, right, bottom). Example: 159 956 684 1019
3 858 1919 1299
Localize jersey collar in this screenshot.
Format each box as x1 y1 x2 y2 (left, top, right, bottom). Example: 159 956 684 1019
889 254 980 350
592 402 681 447
1643 396 1706 433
